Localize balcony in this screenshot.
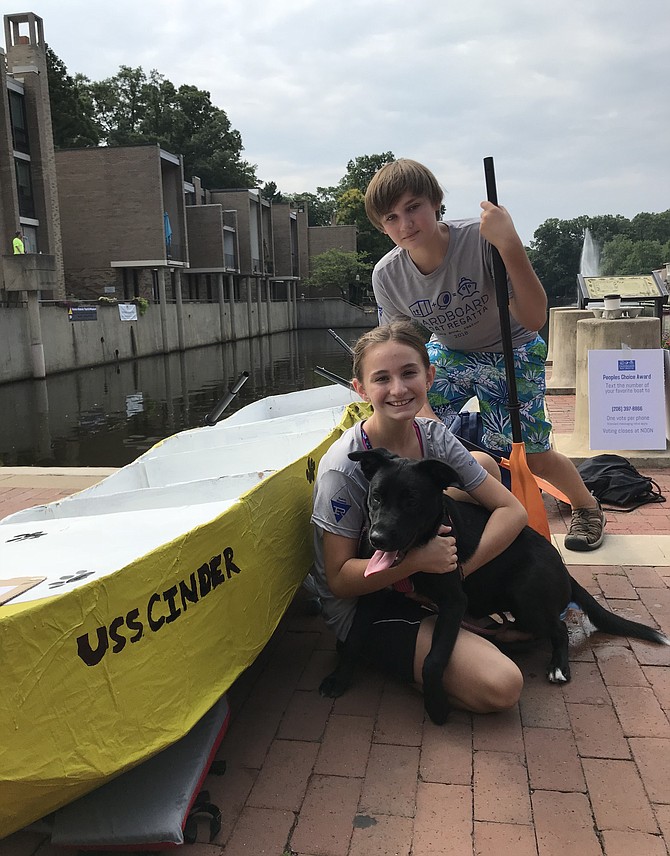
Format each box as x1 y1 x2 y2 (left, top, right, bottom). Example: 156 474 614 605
2 253 57 292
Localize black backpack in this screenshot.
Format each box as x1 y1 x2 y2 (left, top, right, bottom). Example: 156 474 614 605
577 454 666 512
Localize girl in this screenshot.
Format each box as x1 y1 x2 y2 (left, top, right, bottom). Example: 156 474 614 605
310 321 528 713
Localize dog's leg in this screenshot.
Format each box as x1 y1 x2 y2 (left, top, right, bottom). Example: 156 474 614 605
319 593 380 698
545 618 570 683
421 583 468 725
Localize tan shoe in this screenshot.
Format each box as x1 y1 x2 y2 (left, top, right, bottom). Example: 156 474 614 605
564 500 606 551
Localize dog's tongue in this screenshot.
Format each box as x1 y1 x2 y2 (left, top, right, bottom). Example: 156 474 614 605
364 550 400 576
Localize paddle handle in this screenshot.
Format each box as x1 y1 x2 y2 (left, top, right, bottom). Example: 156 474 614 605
203 371 250 426
314 366 354 390
483 157 523 444
328 328 354 357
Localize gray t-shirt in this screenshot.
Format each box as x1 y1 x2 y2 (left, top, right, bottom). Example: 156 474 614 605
309 418 488 641
372 218 536 352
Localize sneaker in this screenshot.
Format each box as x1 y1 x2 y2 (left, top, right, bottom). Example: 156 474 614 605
564 501 606 552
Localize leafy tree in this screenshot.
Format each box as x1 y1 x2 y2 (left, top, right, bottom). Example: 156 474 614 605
336 152 395 195
527 218 585 305
527 210 670 306
261 181 284 203
629 211 670 243
305 248 371 300
285 153 396 259
285 191 336 226
335 187 392 261
82 66 257 188
601 235 670 276
88 65 147 144
45 47 100 147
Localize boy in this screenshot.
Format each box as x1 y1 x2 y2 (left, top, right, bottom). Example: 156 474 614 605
364 158 605 552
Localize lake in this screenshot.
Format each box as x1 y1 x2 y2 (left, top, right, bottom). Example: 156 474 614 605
0 328 369 468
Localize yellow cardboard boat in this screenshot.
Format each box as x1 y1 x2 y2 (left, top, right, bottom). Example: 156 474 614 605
0 385 368 837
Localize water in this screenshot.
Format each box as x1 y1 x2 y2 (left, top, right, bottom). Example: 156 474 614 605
0 329 369 468
580 228 601 276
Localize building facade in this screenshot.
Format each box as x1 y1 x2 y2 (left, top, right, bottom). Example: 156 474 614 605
0 11 369 346
0 12 62 300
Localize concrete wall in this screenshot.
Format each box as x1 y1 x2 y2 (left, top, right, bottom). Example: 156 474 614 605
297 297 375 330
0 296 373 384
0 299 291 383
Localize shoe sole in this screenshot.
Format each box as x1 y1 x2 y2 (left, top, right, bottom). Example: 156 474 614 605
563 531 605 552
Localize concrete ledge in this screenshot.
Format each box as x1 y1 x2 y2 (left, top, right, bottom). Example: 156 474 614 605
553 432 670 468
544 386 576 396
0 466 117 488
553 533 670 566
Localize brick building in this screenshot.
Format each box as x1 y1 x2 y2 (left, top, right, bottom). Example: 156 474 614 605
56 145 188 301
1 11 365 315
0 12 62 300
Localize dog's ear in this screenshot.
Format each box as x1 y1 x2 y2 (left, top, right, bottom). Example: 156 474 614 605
348 448 398 480
415 458 463 490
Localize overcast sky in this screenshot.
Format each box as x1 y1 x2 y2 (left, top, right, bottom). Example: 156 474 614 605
27 0 670 244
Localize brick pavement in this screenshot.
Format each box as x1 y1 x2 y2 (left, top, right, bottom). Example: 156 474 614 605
2 395 670 856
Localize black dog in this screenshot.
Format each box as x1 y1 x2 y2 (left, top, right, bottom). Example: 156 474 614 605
319 448 669 725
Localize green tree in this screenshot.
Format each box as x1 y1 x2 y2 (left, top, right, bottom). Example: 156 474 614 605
261 181 284 203
527 210 670 306
88 65 148 144
601 235 669 276
45 47 100 147
306 248 371 300
527 218 585 305
285 191 336 226
336 152 395 194
335 187 392 261
84 66 257 187
629 211 670 243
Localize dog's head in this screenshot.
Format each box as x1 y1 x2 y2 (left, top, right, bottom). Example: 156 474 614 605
348 448 462 562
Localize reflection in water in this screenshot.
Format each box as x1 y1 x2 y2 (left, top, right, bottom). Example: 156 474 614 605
0 328 369 468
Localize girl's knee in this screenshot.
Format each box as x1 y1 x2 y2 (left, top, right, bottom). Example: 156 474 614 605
480 661 523 711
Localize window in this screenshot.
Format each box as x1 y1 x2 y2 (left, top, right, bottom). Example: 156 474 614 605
9 91 29 154
15 158 35 218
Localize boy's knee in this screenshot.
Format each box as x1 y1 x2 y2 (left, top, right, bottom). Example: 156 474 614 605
472 451 502 482
526 449 554 476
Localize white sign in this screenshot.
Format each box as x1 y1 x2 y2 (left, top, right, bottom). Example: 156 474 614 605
588 349 666 450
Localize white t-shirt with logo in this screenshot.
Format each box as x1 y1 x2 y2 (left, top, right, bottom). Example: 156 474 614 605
372 219 536 352
309 418 487 641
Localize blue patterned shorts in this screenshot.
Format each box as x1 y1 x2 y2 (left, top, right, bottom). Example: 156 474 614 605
426 336 552 454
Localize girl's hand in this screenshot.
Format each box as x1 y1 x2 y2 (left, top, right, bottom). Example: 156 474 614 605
479 201 521 253
408 524 459 574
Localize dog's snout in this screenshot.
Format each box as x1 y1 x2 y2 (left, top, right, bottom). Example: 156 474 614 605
368 522 402 551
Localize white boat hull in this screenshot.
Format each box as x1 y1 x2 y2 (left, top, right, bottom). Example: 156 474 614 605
0 385 367 837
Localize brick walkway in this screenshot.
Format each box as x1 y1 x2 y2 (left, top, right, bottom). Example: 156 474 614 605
2 395 670 856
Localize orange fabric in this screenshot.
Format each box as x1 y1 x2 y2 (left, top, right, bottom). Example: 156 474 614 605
509 442 551 541
497 457 570 506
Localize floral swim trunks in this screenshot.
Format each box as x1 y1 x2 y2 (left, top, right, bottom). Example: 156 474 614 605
426 335 552 455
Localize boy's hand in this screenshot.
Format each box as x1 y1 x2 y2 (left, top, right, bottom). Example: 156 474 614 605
479 201 521 253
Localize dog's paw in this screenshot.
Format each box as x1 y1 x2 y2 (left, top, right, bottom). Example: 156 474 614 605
319 671 350 698
422 677 452 725
547 666 570 683
423 693 451 726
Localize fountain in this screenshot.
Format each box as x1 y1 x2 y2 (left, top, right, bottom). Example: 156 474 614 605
580 228 601 276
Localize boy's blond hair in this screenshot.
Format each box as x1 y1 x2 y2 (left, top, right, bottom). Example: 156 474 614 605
364 159 443 230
